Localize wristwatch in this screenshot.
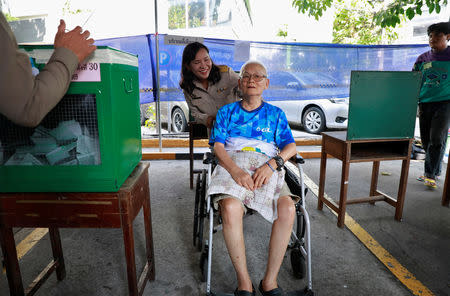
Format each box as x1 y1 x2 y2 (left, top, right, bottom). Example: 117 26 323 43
272 155 285 171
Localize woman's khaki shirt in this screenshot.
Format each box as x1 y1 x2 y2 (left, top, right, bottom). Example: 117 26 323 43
183 65 240 126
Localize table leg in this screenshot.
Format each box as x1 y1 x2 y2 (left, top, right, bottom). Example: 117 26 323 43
337 160 350 228
121 217 138 296
189 126 194 189
0 227 25 296
395 158 411 221
49 228 66 281
317 149 327 211
370 161 380 205
142 192 155 281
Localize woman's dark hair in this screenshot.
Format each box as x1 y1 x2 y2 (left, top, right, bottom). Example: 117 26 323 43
179 42 221 95
427 22 450 36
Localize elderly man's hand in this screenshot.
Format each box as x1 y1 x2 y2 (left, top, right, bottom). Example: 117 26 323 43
54 20 97 63
230 167 254 191
252 163 274 189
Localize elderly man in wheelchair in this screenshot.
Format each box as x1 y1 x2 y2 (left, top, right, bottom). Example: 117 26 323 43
198 60 313 296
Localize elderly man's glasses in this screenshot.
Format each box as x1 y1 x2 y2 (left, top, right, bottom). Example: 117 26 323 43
241 73 267 82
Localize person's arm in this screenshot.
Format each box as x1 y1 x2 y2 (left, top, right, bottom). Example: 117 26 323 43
252 142 297 189
214 142 255 191
183 90 209 126
0 17 96 127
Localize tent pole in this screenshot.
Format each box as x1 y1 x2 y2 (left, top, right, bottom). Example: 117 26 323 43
154 0 162 151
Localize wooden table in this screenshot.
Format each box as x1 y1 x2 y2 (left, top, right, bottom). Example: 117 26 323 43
442 153 449 207
0 162 155 296
317 131 413 228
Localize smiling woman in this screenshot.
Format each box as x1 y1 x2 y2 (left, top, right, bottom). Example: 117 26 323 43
179 42 240 131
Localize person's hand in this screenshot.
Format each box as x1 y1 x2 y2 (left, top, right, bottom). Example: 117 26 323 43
230 167 254 191
206 116 215 128
54 19 96 63
252 162 274 189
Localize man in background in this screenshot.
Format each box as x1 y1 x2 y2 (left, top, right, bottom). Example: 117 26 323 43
413 21 450 189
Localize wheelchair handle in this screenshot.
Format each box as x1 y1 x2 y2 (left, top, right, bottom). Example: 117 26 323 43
289 154 305 164
203 152 215 165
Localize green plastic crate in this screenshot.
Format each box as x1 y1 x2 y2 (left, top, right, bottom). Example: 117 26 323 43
0 46 142 192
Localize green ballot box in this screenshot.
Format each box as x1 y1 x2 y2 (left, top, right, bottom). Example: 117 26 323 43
0 46 142 192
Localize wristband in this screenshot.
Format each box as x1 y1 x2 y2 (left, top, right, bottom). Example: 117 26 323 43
272 155 285 171
265 161 275 172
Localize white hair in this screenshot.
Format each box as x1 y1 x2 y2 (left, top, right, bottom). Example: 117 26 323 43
239 60 268 77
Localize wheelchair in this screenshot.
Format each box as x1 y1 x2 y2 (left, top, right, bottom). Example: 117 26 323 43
193 151 314 296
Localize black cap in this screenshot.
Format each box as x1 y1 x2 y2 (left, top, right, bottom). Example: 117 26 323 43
427 22 450 36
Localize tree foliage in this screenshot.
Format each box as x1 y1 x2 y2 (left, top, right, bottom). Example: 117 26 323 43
168 4 186 29
62 0 83 16
333 0 399 44
277 24 288 38
292 0 449 28
3 12 19 21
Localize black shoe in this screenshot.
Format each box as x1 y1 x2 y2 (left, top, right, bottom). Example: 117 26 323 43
234 284 256 296
258 280 284 296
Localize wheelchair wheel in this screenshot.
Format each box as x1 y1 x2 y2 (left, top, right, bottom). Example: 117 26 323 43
291 203 306 279
290 247 306 279
295 204 306 239
197 169 207 251
193 172 201 247
199 243 208 282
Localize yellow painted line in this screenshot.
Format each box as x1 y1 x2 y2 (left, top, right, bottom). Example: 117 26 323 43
3 228 48 274
303 174 434 296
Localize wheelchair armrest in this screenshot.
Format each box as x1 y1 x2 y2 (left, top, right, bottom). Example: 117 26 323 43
288 153 305 164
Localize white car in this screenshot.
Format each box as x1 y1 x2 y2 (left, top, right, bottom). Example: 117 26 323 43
159 100 190 133
265 71 349 134
270 97 348 134
150 71 349 134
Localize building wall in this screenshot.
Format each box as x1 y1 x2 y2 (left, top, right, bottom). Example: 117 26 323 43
161 0 253 40
394 5 450 44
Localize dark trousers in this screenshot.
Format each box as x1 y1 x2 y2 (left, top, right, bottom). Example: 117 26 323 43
418 100 450 179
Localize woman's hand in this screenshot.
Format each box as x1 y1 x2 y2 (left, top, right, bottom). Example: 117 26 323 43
206 115 215 128
54 20 96 63
252 162 274 189
230 167 254 191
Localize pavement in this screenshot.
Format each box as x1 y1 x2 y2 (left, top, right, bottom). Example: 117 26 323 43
1 121 449 296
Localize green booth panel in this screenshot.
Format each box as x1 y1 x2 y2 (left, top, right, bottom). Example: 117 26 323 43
347 71 422 141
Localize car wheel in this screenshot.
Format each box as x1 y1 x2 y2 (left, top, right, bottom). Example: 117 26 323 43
302 107 325 134
172 107 187 132
140 105 148 126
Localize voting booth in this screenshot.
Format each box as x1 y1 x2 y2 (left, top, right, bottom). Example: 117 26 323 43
317 71 422 227
0 46 141 192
